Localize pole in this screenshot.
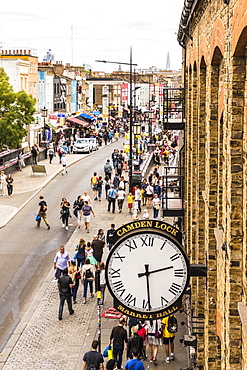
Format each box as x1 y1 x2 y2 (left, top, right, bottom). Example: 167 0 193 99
96 268 101 352
129 47 133 192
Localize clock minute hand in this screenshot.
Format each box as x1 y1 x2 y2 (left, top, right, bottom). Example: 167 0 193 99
138 265 173 278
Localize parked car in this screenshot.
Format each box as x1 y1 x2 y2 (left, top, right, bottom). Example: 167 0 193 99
73 138 93 154
89 137 99 151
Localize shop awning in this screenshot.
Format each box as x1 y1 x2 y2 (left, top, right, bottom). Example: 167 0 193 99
79 113 95 121
67 117 89 127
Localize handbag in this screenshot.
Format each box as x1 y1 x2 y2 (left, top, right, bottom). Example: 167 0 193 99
35 214 41 221
154 320 162 339
154 204 160 210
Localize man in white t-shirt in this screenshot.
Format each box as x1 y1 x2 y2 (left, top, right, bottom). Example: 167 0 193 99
134 185 141 213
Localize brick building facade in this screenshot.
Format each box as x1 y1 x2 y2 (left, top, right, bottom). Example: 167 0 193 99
177 0 247 369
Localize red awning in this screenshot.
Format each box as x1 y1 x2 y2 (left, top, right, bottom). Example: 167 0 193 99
67 117 88 127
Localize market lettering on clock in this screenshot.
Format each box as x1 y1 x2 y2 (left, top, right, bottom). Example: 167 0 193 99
116 221 179 238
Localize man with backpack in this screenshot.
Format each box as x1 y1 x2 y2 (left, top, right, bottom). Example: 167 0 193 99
161 315 177 363
104 159 113 179
82 340 104 370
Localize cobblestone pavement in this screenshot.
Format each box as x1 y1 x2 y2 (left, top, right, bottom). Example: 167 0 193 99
0 141 189 370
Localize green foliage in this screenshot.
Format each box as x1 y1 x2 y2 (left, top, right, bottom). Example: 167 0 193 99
0 68 36 149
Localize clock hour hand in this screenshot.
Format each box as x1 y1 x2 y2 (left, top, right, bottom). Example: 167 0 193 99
138 265 173 278
144 264 151 311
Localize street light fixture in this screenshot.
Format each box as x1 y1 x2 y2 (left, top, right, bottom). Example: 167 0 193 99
96 49 137 192
41 106 48 142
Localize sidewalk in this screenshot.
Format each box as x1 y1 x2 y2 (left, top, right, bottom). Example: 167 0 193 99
0 148 105 228
0 144 189 370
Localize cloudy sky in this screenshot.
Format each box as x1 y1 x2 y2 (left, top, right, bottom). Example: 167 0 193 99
0 0 184 72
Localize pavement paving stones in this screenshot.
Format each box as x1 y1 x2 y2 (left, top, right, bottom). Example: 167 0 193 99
0 141 190 369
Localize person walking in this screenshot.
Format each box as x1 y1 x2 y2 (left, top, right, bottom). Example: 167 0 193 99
127 328 143 360
75 238 86 268
106 224 116 251
97 229 105 243
73 195 84 229
36 195 50 229
0 171 7 196
57 267 74 320
104 175 111 198
17 151 25 170
61 153 68 175
110 317 128 370
124 349 145 370
99 262 106 305
107 185 118 213
92 235 105 263
82 258 95 304
117 187 126 213
134 185 141 213
82 340 104 370
60 198 71 230
146 320 162 363
81 200 95 233
161 315 176 364
127 192 134 215
152 194 161 219
48 146 54 164
91 172 99 200
68 259 80 304
81 190 92 204
31 145 39 165
6 174 14 198
104 159 113 179
97 176 103 201
54 245 71 280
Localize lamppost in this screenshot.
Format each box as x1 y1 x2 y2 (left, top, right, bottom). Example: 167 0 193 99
133 122 142 171
149 110 154 144
96 49 137 192
41 106 48 143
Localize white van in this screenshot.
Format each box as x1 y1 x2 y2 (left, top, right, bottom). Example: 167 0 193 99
73 138 93 154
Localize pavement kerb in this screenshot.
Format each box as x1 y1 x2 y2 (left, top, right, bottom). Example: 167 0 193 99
0 144 111 229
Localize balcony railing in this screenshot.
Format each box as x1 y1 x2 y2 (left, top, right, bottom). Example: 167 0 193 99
161 166 184 217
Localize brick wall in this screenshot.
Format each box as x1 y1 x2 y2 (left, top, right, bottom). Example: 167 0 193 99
181 0 247 368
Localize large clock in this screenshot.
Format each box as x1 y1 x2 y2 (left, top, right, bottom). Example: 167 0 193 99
105 223 190 319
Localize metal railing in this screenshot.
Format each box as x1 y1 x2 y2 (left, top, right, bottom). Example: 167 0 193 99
161 166 184 216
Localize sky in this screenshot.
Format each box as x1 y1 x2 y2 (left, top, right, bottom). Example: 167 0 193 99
0 0 184 72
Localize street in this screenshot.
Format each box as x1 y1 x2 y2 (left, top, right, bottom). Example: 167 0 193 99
0 140 124 351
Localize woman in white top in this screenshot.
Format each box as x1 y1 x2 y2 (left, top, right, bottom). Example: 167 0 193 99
99 261 106 305
145 183 154 208
117 187 126 213
146 319 162 363
0 171 7 196
152 194 161 219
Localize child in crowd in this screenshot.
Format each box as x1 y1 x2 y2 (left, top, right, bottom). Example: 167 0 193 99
127 192 134 215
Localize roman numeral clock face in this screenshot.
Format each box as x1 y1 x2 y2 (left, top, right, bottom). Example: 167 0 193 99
106 232 189 316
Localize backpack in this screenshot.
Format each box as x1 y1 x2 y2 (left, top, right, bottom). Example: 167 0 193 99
85 268 93 279
137 327 146 340
104 163 111 173
92 176 98 185
167 315 178 333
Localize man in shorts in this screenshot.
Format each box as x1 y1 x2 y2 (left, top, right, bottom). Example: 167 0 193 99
81 201 95 233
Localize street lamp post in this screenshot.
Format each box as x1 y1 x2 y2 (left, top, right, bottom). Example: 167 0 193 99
41 107 48 143
95 49 137 192
149 110 154 143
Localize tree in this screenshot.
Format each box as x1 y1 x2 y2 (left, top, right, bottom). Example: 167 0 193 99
0 68 36 149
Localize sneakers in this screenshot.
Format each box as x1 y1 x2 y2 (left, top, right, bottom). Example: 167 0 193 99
170 354 175 360
91 293 94 298
83 299 86 304
149 358 153 363
65 226 68 230
62 224 65 228
87 229 89 233
153 357 157 362
165 358 170 364
47 225 50 230
70 310 74 315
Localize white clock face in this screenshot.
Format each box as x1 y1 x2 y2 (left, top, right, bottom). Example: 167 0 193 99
106 232 189 313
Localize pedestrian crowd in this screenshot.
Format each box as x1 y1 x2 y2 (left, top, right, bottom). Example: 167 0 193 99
82 314 177 370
